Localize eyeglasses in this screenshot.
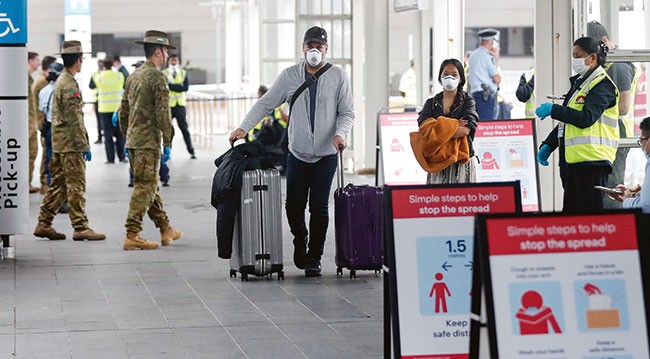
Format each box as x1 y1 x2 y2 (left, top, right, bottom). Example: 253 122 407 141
638 136 649 146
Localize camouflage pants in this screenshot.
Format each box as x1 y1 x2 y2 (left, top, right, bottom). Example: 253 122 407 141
29 129 38 184
125 149 169 233
39 135 47 187
38 152 89 230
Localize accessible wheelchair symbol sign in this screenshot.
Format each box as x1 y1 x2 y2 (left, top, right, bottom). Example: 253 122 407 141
0 0 27 44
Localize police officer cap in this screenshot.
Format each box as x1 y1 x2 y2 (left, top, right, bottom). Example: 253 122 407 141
303 26 328 45
477 28 498 40
48 62 64 76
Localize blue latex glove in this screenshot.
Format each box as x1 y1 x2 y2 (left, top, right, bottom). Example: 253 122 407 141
83 151 92 162
537 144 552 166
111 111 119 127
535 103 553 120
161 146 171 165
124 148 129 159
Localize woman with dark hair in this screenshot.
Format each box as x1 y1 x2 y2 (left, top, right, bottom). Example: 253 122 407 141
535 37 620 213
414 58 479 184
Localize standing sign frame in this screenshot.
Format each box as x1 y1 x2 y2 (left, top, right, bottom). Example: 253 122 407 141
474 118 541 212
471 211 650 359
385 182 522 359
376 106 426 186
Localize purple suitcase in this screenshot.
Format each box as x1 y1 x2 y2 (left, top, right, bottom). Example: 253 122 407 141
334 153 384 278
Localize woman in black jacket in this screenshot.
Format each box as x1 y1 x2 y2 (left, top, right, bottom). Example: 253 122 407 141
417 58 479 184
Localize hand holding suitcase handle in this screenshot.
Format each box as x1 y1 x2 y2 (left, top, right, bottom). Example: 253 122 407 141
229 128 247 146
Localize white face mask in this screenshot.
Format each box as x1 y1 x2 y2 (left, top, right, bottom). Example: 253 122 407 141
441 76 459 92
572 57 589 75
305 48 323 67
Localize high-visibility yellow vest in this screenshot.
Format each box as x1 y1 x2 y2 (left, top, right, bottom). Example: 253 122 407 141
90 71 100 103
162 67 187 107
564 66 620 165
524 68 535 119
96 70 124 113
604 62 637 138
247 103 288 142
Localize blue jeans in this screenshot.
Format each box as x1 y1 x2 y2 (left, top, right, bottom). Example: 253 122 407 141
471 91 497 120
285 152 338 260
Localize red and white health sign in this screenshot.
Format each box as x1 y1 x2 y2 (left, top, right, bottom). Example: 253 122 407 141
484 213 649 359
379 112 427 185
474 120 539 212
389 184 519 359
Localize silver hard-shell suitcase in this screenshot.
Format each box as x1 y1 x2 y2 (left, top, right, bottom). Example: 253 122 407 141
229 169 284 281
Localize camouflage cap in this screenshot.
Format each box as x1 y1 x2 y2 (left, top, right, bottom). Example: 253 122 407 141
135 30 177 50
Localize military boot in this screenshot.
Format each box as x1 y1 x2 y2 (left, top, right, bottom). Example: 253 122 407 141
160 225 182 246
72 228 106 241
33 222 66 240
123 232 159 250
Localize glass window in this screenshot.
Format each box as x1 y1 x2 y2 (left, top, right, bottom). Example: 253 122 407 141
261 23 295 60
464 27 534 57
332 0 342 15
261 0 295 20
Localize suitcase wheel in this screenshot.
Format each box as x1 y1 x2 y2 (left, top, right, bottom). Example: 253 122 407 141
229 269 237 278
349 269 357 279
278 271 284 280
241 273 249 282
336 266 343 276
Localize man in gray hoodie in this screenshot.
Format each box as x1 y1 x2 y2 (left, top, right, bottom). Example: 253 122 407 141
230 26 355 277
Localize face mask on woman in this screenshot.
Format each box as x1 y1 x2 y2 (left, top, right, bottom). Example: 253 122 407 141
441 76 459 92
572 56 590 75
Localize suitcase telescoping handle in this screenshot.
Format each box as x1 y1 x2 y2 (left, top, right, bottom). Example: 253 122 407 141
337 149 345 190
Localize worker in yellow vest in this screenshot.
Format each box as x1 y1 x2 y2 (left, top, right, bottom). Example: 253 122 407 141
516 67 535 118
587 20 638 209
88 59 105 144
247 85 288 144
91 57 126 163
535 37 619 213
162 54 196 159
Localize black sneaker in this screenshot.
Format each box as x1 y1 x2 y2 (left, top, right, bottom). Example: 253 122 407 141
190 154 197 159
293 237 307 269
162 181 170 187
304 259 322 277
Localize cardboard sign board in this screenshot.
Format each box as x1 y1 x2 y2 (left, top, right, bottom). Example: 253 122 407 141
386 182 521 359
378 111 427 185
473 211 650 359
474 119 540 212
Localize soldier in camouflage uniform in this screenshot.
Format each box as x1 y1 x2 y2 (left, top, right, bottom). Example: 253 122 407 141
33 41 106 241
119 30 182 250
28 52 41 193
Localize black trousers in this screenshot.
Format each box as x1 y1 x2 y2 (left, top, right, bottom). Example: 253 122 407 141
94 102 102 140
560 165 610 214
99 112 125 163
171 105 195 155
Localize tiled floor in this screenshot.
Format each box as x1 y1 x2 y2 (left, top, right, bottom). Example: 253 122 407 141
1 133 383 358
